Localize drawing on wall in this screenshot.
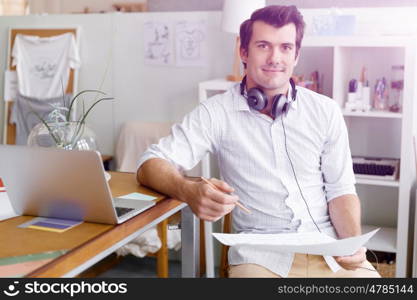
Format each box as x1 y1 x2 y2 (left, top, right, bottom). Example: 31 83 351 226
144 21 173 65
175 20 207 67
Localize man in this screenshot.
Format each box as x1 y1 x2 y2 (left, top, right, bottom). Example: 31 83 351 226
137 5 380 278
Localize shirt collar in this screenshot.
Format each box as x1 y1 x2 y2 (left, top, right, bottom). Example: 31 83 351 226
232 81 298 112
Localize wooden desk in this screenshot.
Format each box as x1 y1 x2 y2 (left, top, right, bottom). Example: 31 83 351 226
0 172 199 277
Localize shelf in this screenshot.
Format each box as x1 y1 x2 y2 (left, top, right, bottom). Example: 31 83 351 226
355 177 400 187
304 36 414 47
343 110 402 119
362 224 397 253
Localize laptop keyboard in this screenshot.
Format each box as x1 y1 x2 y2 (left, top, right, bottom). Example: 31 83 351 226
115 206 135 217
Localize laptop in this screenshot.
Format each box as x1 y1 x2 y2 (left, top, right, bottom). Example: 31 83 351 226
0 145 155 224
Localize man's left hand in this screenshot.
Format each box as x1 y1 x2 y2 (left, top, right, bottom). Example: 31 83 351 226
334 246 367 271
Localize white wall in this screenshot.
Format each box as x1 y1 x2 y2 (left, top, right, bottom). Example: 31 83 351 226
60 0 145 13
27 0 61 14
0 11 234 155
1 7 417 156
27 0 417 15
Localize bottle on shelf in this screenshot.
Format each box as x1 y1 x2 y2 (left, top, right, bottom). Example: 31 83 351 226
345 66 370 112
389 65 404 113
373 77 388 111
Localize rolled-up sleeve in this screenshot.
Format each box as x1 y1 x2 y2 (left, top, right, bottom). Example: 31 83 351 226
321 103 357 202
137 102 217 173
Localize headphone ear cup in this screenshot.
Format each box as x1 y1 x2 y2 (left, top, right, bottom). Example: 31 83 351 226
282 102 290 116
272 94 288 118
247 88 268 111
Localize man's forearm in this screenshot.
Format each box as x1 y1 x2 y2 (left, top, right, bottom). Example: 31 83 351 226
137 158 238 221
137 158 190 201
328 194 362 239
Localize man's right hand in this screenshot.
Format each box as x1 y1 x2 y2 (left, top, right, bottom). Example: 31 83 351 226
181 178 239 222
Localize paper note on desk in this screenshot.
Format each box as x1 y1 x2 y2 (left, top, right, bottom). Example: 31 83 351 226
213 229 379 257
118 192 157 201
19 217 83 233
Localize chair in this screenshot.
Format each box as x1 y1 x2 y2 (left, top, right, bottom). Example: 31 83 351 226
115 121 206 277
219 213 232 278
115 121 174 173
115 121 177 278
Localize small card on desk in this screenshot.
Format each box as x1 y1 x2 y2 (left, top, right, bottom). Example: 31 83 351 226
19 217 83 233
118 192 157 201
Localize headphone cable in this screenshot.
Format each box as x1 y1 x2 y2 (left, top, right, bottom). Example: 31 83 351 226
280 115 378 273
281 115 321 233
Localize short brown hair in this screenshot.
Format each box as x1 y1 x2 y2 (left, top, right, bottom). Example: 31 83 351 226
240 5 305 62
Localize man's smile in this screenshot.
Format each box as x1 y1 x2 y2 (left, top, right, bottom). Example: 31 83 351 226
261 67 285 73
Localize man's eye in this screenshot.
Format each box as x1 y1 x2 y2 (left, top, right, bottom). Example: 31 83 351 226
283 45 292 51
258 44 268 49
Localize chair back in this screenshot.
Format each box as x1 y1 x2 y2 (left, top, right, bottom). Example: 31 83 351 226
219 213 232 278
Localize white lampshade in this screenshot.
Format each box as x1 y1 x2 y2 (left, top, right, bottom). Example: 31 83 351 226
221 0 266 34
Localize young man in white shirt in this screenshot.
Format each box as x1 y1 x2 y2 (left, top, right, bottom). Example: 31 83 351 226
137 5 380 278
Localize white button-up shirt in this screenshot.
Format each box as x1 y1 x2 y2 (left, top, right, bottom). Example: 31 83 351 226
138 83 357 277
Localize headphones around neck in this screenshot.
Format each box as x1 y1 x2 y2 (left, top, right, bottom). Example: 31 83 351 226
240 76 297 118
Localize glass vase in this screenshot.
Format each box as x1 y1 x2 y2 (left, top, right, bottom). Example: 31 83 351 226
27 121 98 151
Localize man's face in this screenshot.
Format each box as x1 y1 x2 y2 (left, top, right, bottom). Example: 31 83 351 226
240 21 299 94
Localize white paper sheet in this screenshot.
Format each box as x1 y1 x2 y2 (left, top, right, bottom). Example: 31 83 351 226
213 229 379 257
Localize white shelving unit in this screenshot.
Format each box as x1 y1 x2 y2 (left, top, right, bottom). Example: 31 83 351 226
355 177 400 187
342 110 403 119
315 36 417 278
362 225 397 253
199 35 417 277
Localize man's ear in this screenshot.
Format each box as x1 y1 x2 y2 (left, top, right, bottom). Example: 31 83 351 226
240 47 248 64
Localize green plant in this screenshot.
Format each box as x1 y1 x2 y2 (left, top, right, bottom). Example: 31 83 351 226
30 90 114 149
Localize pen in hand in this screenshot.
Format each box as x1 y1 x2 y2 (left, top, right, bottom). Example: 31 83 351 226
200 177 251 214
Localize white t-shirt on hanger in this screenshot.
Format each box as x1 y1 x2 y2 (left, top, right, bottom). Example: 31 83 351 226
12 32 81 99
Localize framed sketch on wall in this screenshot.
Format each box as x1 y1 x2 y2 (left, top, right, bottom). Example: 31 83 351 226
143 21 173 66
175 20 207 67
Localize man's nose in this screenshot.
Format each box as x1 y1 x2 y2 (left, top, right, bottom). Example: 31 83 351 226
267 47 281 65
